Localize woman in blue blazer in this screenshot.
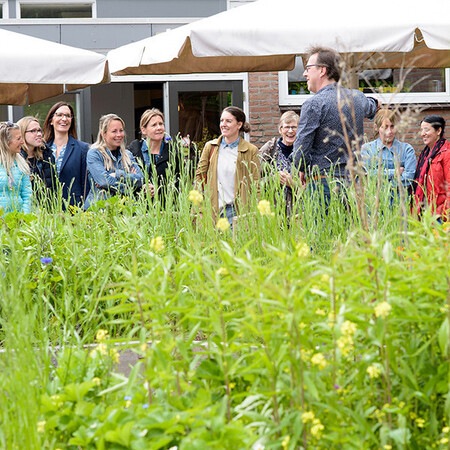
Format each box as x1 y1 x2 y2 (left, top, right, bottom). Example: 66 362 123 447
43 101 89 208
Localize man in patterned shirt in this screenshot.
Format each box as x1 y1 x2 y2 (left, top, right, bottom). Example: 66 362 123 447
293 46 380 209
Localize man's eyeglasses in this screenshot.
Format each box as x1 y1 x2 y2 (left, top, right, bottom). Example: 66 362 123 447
25 128 43 135
282 125 297 131
54 113 73 120
304 64 324 72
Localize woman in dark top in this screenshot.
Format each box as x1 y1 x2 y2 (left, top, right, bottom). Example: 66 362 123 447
258 110 300 216
127 108 181 201
43 101 89 208
18 116 57 206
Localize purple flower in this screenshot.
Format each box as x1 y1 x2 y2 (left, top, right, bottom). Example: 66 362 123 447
142 403 149 409
124 395 132 401
164 136 172 142
40 257 53 264
334 384 341 390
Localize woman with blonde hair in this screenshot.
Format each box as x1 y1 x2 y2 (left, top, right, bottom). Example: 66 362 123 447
258 110 300 216
18 116 57 205
127 108 182 200
0 121 32 214
361 109 416 196
84 114 144 209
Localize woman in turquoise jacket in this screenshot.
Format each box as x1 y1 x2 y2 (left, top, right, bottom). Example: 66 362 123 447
0 121 32 214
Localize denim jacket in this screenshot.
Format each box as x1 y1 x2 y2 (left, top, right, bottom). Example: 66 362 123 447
361 138 417 187
84 147 144 209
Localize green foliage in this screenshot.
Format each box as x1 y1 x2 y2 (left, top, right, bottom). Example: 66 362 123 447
0 164 449 449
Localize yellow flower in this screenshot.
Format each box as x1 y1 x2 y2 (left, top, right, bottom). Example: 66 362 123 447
150 236 165 252
374 301 391 318
311 353 327 369
37 421 46 433
321 274 330 283
301 411 315 423
96 329 109 341
296 242 310 258
299 322 306 329
125 400 132 408
384 445 392 450
257 199 275 217
337 335 353 356
311 422 324 437
315 308 326 316
443 426 450 433
340 320 357 336
216 267 229 276
367 364 381 379
415 417 425 428
439 437 449 445
97 343 108 356
188 189 203 206
216 217 230 232
140 343 148 352
281 435 290 449
110 347 120 363
92 377 101 386
229 382 236 390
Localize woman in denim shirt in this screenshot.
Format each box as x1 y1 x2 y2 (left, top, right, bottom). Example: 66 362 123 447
84 114 144 209
361 109 417 197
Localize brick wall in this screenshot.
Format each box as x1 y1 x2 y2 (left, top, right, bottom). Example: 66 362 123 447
248 71 450 156
248 72 281 148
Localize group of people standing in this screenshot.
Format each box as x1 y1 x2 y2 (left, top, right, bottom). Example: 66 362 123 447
0 46 449 226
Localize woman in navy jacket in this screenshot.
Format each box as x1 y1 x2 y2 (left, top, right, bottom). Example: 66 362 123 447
43 101 89 208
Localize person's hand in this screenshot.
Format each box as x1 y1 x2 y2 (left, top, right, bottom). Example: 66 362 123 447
299 171 306 186
131 167 137 174
279 170 294 188
396 166 405 177
142 183 155 197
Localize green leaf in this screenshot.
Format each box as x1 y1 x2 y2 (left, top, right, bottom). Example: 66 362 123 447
438 318 449 355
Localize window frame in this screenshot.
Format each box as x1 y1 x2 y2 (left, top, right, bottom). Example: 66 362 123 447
278 68 450 106
17 0 97 19
0 0 9 18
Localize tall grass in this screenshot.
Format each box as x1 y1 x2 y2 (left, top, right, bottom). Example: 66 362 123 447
0 141 448 448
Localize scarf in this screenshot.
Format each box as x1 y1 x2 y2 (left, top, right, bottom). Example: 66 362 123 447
414 137 446 212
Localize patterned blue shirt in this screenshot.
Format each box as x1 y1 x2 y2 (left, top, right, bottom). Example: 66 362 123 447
51 143 67 176
293 83 378 176
361 137 417 187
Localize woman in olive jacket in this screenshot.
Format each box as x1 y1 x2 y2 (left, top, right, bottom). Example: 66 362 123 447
195 106 260 225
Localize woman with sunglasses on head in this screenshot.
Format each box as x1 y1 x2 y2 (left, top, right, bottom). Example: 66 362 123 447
127 108 182 201
84 114 143 210
258 110 300 217
18 116 57 206
43 101 89 208
0 122 32 214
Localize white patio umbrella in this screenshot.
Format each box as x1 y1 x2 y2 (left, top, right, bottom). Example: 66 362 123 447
0 28 109 105
109 0 450 75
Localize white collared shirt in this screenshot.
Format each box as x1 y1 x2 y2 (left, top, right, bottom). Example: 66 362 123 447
217 137 239 209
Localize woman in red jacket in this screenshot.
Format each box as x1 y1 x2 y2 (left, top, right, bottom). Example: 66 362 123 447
413 115 450 221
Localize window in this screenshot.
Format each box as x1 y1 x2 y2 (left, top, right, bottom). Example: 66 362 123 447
279 56 450 105
20 2 93 19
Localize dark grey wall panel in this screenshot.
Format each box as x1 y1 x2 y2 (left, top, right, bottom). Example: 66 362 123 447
96 0 226 18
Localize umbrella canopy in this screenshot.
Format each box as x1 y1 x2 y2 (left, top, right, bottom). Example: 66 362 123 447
109 0 450 76
0 28 109 105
